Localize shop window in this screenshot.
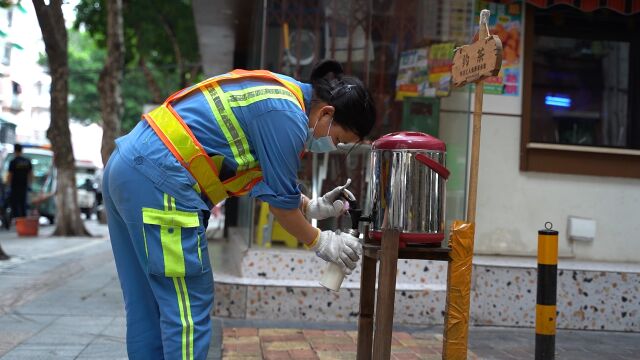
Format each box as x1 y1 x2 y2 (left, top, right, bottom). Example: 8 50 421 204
521 5 640 178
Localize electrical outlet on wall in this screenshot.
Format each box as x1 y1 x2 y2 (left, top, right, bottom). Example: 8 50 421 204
568 216 596 242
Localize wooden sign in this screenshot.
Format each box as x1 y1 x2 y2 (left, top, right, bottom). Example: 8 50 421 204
451 35 503 88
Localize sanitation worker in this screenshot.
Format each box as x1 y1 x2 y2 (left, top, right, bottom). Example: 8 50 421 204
103 59 376 359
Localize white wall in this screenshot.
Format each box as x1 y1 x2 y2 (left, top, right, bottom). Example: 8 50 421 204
461 7 640 263
474 113 640 262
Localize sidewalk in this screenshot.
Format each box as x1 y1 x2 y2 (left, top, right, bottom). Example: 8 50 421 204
0 221 638 359
216 318 640 360
220 327 467 359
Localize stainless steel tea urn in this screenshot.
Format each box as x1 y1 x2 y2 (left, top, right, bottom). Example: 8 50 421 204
368 131 450 244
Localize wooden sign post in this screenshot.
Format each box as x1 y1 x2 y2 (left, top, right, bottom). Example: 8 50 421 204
442 9 502 360
452 9 502 223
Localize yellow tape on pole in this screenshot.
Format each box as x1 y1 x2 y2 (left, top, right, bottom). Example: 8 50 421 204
443 221 475 360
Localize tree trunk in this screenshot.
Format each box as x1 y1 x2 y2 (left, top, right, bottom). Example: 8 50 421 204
99 0 124 166
32 0 89 236
138 55 164 104
156 13 185 88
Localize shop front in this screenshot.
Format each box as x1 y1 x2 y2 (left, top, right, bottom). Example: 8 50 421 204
204 0 639 331
231 0 477 250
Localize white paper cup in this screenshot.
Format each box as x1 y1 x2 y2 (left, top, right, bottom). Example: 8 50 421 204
319 262 345 291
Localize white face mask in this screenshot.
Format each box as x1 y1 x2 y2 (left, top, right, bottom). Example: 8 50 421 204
306 117 337 153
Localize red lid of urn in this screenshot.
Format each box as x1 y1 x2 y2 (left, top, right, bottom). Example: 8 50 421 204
372 131 446 151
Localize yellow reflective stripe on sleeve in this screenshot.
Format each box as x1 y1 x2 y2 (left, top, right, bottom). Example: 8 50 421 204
200 82 256 171
223 169 263 194
142 208 200 228
226 85 300 108
173 277 194 360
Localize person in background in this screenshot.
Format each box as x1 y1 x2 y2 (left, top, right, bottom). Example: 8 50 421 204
6 144 32 227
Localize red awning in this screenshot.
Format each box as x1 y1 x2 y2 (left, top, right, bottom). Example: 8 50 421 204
525 0 640 15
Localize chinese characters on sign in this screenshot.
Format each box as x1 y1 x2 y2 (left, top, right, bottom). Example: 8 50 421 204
451 35 502 88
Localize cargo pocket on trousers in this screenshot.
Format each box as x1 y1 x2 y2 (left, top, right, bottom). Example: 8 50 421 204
141 206 204 277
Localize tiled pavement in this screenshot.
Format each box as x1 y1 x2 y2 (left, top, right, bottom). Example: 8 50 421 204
221 328 475 360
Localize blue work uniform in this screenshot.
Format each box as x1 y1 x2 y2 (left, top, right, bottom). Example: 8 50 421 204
102 73 312 359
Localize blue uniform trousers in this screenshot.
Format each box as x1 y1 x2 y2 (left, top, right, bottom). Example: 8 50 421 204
103 144 214 360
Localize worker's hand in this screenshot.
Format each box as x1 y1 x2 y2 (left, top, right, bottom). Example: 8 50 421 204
305 179 355 220
311 230 361 275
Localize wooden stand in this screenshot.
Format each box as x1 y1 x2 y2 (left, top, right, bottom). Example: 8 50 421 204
356 228 455 360
356 9 502 359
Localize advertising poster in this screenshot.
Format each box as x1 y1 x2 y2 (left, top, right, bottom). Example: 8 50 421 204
476 0 522 96
428 42 455 97
395 47 433 100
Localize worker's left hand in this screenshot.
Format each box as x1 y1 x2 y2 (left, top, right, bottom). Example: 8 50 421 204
312 229 361 275
305 179 355 220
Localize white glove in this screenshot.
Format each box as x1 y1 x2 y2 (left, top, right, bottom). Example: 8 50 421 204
305 179 355 220
311 230 362 275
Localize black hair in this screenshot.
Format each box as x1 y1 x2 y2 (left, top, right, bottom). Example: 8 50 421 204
14 143 22 153
309 60 376 139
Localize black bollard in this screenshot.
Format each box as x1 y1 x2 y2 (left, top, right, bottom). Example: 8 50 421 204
535 222 558 360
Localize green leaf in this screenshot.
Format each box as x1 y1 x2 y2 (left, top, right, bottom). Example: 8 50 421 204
16 1 27 14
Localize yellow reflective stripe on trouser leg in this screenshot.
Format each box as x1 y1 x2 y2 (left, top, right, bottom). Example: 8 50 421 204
200 82 256 171
225 85 300 108
173 277 194 360
141 195 199 277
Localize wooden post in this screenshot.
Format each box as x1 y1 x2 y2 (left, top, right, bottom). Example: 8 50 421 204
445 9 503 359
467 74 485 224
372 229 400 360
357 227 376 360
451 9 502 223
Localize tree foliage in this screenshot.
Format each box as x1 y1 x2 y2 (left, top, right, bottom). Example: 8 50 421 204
75 0 202 99
67 30 104 124
66 29 163 132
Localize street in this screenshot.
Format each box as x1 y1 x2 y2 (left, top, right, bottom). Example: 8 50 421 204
0 221 638 359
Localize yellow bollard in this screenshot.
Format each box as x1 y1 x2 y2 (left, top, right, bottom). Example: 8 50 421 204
536 222 558 360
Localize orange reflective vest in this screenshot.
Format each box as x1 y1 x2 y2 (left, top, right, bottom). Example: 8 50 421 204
143 69 306 205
